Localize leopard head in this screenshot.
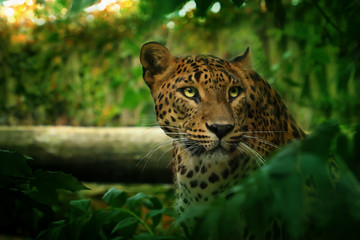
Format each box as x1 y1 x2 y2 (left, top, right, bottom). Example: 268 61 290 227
140 42 303 162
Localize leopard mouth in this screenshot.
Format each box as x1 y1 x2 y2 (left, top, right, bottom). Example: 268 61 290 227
208 145 229 154
184 139 232 156
183 140 206 156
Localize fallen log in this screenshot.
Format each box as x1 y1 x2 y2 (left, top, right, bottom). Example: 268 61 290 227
0 126 173 183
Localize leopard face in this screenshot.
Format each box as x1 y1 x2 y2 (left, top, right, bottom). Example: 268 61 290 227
140 42 305 165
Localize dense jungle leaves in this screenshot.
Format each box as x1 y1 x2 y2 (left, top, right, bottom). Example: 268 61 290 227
0 150 178 239
1 122 359 239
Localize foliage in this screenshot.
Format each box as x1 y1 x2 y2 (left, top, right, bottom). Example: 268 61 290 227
0 0 359 127
1 122 359 239
175 122 360 239
39 189 179 240
0 150 179 239
0 0 154 126
0 150 89 237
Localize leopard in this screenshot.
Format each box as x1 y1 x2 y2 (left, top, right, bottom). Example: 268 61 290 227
140 42 306 236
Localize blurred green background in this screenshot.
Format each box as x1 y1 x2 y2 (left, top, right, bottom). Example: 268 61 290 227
0 0 359 129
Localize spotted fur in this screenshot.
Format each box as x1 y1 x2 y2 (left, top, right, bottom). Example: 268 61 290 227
140 42 305 214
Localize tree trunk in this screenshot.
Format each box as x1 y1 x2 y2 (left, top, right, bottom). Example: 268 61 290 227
0 126 173 183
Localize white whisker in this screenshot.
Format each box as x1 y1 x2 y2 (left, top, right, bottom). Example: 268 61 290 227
241 130 287 134
242 135 279 149
239 142 266 166
164 132 187 136
159 126 182 130
138 138 174 171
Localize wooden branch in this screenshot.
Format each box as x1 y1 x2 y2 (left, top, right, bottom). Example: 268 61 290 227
0 126 173 183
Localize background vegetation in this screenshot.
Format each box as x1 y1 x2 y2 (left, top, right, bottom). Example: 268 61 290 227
1 0 359 129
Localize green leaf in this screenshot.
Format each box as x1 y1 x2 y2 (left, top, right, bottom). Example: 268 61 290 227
25 188 58 204
301 122 339 156
125 192 150 209
31 170 89 192
27 170 88 204
144 197 162 210
36 220 67 240
264 142 299 179
335 133 349 161
79 209 119 239
0 150 32 178
70 199 91 214
231 0 246 7
102 187 128 208
68 0 99 15
146 208 162 229
174 204 210 226
69 199 92 223
0 175 28 189
146 209 165 219
146 208 176 230
111 217 138 234
67 199 93 239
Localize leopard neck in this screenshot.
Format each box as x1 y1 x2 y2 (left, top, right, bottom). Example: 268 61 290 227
172 142 259 213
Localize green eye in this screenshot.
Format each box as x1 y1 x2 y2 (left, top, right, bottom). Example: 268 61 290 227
229 86 242 99
183 87 197 98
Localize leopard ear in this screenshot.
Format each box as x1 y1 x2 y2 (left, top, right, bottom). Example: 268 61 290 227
231 47 251 68
140 42 173 88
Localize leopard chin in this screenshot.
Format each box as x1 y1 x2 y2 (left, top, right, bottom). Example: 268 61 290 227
196 150 232 163
194 144 239 164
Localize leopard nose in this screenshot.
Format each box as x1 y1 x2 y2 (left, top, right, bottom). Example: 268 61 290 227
206 123 234 140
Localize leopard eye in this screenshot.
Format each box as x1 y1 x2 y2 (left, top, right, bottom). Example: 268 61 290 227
178 87 201 103
183 87 197 98
229 86 242 99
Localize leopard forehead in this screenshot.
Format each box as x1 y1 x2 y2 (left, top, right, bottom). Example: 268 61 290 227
163 55 244 90
154 55 249 116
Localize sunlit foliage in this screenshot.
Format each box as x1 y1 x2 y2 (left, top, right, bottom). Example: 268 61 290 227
1 0 358 127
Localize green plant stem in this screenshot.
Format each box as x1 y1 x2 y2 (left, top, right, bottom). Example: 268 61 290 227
122 209 154 235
